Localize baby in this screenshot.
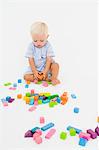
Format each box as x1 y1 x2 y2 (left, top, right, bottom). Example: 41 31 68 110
24 21 60 85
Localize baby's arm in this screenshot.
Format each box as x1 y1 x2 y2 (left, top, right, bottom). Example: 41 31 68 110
28 58 38 79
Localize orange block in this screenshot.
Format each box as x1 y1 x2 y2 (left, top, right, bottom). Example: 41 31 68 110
34 96 39 101
26 80 31 84
17 94 22 99
25 97 30 104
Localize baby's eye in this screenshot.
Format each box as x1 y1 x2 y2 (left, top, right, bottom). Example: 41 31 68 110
40 40 44 42
34 40 37 42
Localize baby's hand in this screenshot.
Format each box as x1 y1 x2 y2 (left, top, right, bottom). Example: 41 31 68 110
34 70 39 79
38 72 44 80
41 70 48 80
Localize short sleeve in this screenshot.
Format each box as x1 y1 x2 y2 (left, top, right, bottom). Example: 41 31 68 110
46 42 55 57
25 43 34 58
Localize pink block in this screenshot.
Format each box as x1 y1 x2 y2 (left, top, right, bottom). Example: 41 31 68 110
31 89 34 94
3 102 8 106
40 117 45 124
36 129 42 136
45 129 56 139
33 132 40 140
28 106 37 111
35 136 42 144
9 87 16 90
42 81 48 87
34 101 38 105
79 132 91 140
34 79 38 84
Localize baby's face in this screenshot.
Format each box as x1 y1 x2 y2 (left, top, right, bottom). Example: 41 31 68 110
32 34 48 48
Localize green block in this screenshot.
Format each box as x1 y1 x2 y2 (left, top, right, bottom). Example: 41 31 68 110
38 100 42 104
4 82 12 86
47 81 52 85
26 92 31 97
49 101 55 107
69 128 76 136
54 101 58 105
48 94 59 100
60 132 67 140
37 81 42 84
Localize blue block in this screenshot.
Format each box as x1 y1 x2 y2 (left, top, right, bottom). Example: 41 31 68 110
42 99 50 104
39 96 43 100
18 79 22 83
29 99 34 105
31 127 40 133
71 94 77 99
74 107 79 113
1 98 6 102
79 138 88 147
13 83 17 87
6 96 11 101
41 122 54 131
67 126 82 134
56 97 61 103
25 84 29 88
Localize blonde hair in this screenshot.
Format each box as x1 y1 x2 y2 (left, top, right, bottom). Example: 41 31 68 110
31 22 48 35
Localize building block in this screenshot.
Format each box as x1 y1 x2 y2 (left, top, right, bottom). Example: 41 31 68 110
38 100 42 104
25 84 29 88
26 80 31 84
79 132 91 140
31 127 40 133
4 82 12 86
79 137 88 147
35 136 42 144
87 129 97 139
25 97 30 104
3 102 8 106
43 99 50 104
33 132 40 140
41 123 54 131
69 128 76 136
33 79 38 84
28 106 37 111
74 107 79 113
8 98 15 103
71 94 77 99
67 126 82 134
29 98 34 105
40 117 45 124
95 126 99 136
60 132 67 140
42 81 48 87
49 101 55 107
26 92 31 97
13 83 17 87
18 79 22 83
9 87 16 90
36 129 42 136
24 130 33 137
45 129 56 139
31 89 34 94
17 94 22 99
56 97 61 103
6 96 11 101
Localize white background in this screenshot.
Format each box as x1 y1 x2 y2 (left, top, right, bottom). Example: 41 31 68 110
0 0 98 150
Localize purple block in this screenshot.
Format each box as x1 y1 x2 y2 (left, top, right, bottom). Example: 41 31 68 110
8 98 15 103
95 126 99 136
24 130 33 137
87 129 97 139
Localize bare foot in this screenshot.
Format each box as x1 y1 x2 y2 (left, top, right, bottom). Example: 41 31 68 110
51 78 60 85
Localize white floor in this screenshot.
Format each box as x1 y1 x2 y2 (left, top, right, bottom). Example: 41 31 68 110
0 76 98 150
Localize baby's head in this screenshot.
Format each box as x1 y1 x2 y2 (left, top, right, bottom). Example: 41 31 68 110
31 22 49 48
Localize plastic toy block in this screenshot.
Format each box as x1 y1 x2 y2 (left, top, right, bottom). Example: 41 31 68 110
38 100 42 104
4 82 12 86
97 116 99 123
54 101 58 105
17 94 22 99
71 94 77 99
18 79 22 83
67 126 82 134
36 129 42 136
6 96 11 101
95 126 99 136
28 106 37 111
47 81 52 85
24 130 33 137
31 127 40 133
13 83 17 87
29 99 34 105
42 81 48 87
74 107 79 113
48 94 59 100
35 136 42 144
79 137 88 147
43 96 48 100
26 80 31 84
60 132 67 140
79 132 91 140
31 89 34 94
3 102 8 106
45 129 56 139
25 97 30 104
34 101 38 105
56 97 61 103
33 132 40 140
26 92 31 97
87 129 97 139
42 99 50 104
69 128 76 136
34 96 39 101
36 81 42 84
41 123 54 131
9 87 16 90
61 101 67 105
25 84 29 88
1 98 6 103
8 98 15 103
49 101 55 107
63 92 68 96
43 93 51 97
33 79 38 84
40 117 45 124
